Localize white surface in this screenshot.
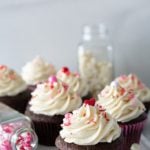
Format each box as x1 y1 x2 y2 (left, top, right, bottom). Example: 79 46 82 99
0 0 150 86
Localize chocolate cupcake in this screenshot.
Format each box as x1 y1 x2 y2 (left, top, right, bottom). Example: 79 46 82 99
96 81 147 150
25 76 82 146
57 66 91 101
55 99 122 150
0 65 30 113
115 74 150 113
21 56 56 92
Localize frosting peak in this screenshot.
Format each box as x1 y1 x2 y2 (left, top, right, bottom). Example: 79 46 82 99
57 67 89 97
22 56 56 85
60 104 121 145
29 76 82 116
97 81 145 123
116 74 150 102
0 65 27 96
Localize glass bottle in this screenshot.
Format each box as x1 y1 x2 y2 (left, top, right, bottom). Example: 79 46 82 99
0 103 38 150
78 24 114 97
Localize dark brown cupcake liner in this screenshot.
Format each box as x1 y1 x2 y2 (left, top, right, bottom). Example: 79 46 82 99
25 106 64 146
0 89 31 113
119 113 147 150
55 135 123 150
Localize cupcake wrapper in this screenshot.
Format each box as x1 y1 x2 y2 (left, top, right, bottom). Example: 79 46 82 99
0 89 31 113
55 136 123 150
33 120 61 146
120 119 147 150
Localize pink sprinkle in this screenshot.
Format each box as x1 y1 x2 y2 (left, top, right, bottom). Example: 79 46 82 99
65 113 72 119
131 74 135 81
3 125 13 133
120 75 127 80
64 122 71 126
74 72 80 77
1 140 11 150
138 80 145 89
8 74 16 80
62 83 68 91
16 132 33 150
0 65 7 70
48 76 57 84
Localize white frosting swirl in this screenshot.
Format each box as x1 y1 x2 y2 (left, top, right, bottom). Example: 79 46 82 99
96 81 145 123
22 56 56 85
130 143 140 150
29 77 82 116
0 65 27 96
60 104 121 145
116 74 150 102
78 50 112 97
57 67 89 97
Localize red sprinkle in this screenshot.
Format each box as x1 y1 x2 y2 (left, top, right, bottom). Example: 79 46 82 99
61 67 70 75
104 112 110 122
84 98 95 106
120 87 125 95
50 85 54 89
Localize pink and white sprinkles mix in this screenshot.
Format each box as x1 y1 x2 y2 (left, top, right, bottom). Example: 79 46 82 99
0 122 33 150
62 98 110 127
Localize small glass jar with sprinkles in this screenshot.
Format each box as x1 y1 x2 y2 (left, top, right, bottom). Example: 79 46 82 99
0 103 38 150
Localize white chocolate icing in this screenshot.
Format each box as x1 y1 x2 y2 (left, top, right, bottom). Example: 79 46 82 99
22 56 56 85
116 74 150 102
57 67 89 97
0 65 27 96
60 104 121 145
96 81 145 123
29 76 82 116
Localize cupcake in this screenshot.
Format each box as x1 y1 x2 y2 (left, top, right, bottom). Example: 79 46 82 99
0 65 30 113
115 74 150 113
55 99 122 150
21 56 56 91
25 76 82 146
96 81 147 150
57 66 91 100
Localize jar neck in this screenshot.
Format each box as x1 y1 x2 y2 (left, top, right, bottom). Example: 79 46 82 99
11 128 38 150
82 24 109 42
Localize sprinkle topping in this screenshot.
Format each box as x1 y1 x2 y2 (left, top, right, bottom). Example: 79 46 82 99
84 98 95 106
96 104 110 121
48 76 57 85
63 113 73 126
61 67 70 75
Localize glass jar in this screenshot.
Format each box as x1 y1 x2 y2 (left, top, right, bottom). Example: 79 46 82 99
78 23 114 97
0 103 38 150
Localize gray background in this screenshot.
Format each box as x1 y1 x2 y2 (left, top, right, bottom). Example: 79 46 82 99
0 0 150 86
0 1 150 149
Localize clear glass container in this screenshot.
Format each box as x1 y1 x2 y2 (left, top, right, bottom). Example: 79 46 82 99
0 103 38 150
78 23 114 97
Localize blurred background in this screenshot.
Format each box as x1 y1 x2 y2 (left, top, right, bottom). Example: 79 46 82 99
0 0 150 85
